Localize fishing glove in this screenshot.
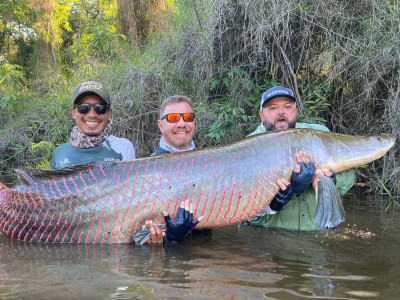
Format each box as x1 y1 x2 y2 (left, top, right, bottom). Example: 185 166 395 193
329 171 337 184
269 184 295 211
291 161 316 194
164 207 200 242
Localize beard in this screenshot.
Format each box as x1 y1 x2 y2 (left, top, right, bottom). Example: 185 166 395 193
163 130 195 150
263 116 297 132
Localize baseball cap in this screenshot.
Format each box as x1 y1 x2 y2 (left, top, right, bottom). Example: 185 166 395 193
260 86 296 110
72 79 111 105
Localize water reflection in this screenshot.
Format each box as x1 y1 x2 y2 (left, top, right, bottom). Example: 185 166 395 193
0 191 400 299
0 231 282 299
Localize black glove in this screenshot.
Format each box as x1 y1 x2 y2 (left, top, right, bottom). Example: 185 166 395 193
269 184 295 211
164 207 200 242
329 171 337 184
291 161 316 194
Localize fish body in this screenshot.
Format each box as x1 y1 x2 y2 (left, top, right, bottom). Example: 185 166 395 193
0 129 395 243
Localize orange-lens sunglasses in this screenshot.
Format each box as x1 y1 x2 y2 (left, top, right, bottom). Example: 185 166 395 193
161 113 195 123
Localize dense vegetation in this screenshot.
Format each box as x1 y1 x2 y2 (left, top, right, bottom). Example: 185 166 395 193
1 0 399 201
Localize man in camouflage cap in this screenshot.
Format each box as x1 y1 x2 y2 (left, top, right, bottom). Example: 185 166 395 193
51 79 135 169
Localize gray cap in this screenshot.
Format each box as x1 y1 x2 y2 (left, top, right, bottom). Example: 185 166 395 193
72 79 111 105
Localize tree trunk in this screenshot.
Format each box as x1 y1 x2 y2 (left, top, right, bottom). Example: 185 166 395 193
117 0 166 49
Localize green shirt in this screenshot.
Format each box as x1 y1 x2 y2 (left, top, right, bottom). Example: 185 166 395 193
246 123 356 230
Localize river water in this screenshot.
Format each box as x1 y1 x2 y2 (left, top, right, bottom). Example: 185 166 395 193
0 173 399 299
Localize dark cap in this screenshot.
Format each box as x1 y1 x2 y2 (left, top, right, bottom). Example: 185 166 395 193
260 86 296 110
72 79 111 105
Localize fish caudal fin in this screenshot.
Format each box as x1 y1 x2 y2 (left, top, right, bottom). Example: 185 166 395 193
314 176 345 228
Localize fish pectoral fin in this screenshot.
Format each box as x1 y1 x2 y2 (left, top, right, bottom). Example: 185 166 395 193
314 175 345 229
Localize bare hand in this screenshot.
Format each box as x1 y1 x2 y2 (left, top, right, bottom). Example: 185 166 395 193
142 220 165 244
0 182 9 191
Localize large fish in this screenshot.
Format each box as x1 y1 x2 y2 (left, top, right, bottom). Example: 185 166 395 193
0 129 395 243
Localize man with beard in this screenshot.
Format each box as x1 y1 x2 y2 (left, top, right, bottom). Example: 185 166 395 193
151 95 196 156
245 86 355 230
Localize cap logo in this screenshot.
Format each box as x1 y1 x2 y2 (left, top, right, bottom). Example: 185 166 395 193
265 89 292 99
78 81 104 93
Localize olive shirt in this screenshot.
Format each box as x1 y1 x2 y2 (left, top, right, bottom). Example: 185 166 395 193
246 122 356 230
51 135 135 169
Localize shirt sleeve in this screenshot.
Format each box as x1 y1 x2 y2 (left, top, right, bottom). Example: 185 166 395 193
123 141 136 161
335 168 356 196
106 136 136 161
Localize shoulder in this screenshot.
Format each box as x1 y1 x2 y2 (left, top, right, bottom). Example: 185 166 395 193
107 135 133 146
247 123 266 136
53 142 74 155
150 147 171 157
106 135 135 160
296 122 330 132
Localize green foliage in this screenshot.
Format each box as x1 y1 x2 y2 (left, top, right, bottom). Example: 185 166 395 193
30 141 54 169
375 173 400 210
300 84 331 125
71 25 126 66
0 63 26 112
31 0 72 48
0 0 33 58
206 101 249 143
206 67 278 143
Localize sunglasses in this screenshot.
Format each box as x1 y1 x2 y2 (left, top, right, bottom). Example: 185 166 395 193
74 103 110 115
161 113 195 123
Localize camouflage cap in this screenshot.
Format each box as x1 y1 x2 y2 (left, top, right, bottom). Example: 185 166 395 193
72 79 111 105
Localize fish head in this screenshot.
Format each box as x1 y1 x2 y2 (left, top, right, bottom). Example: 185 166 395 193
322 132 396 173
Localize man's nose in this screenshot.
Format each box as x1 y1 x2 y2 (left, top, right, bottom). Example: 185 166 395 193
176 117 187 126
87 107 97 117
277 107 285 114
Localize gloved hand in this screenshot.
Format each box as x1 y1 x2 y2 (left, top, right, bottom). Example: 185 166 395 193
164 201 202 242
328 171 337 184
269 183 294 211
292 161 316 194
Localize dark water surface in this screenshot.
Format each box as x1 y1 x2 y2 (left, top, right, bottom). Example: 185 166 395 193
0 173 399 299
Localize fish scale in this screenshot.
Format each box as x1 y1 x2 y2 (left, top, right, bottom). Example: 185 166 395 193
0 129 395 243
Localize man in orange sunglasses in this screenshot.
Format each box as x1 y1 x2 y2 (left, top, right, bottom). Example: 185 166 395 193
151 95 197 156
143 95 203 243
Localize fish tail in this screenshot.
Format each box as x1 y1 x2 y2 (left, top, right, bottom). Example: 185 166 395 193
314 175 345 228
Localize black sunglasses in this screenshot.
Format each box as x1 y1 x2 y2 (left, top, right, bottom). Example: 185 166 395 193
161 113 195 123
74 103 110 115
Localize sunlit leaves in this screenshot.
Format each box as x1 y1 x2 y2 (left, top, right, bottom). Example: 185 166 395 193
0 63 26 112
